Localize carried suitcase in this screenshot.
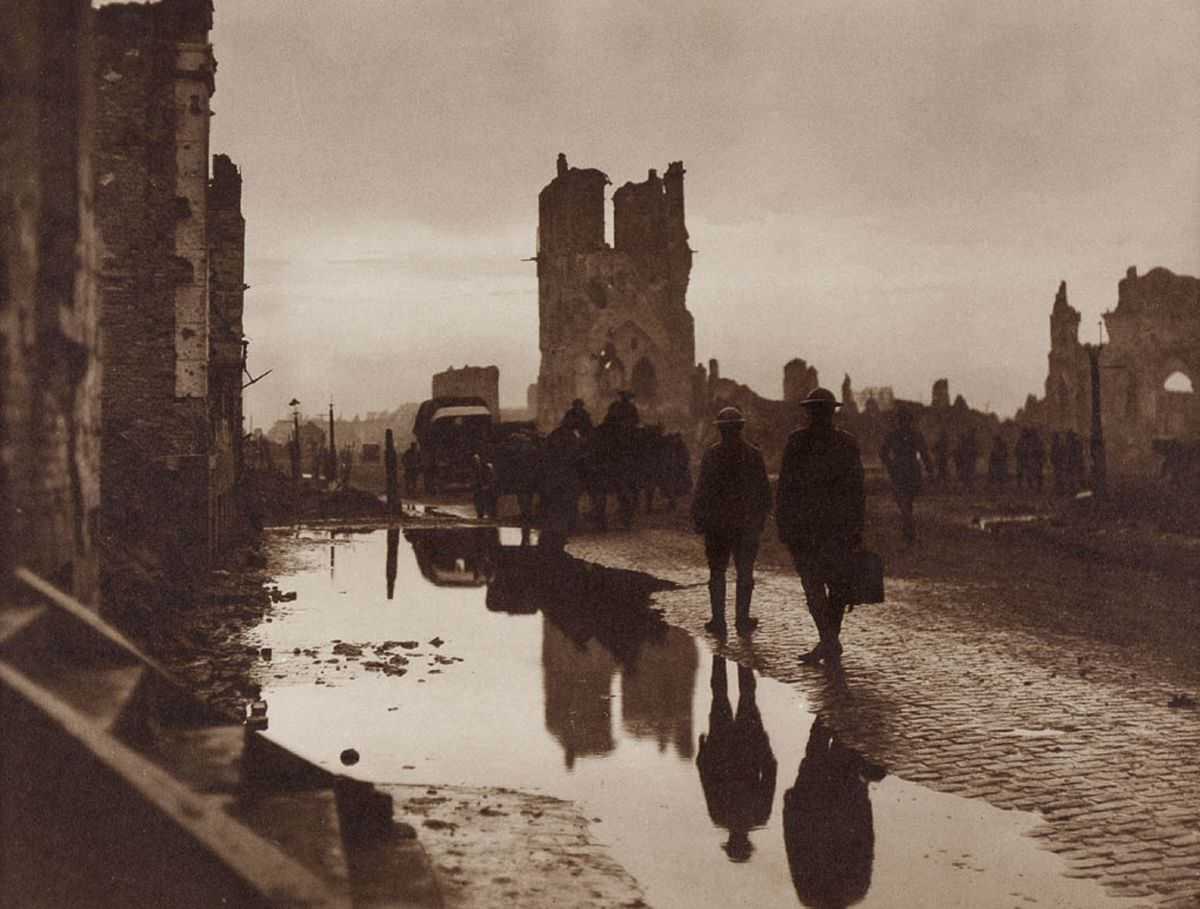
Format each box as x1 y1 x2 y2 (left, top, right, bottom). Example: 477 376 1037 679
848 549 885 605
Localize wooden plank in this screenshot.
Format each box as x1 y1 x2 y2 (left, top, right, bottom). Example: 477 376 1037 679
0 659 351 909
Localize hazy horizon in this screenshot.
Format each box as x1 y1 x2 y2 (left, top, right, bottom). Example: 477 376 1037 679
208 1 1200 430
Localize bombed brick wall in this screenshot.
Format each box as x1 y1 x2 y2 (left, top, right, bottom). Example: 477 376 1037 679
0 0 101 602
94 0 218 566
432 365 500 416
535 156 695 432
207 153 245 551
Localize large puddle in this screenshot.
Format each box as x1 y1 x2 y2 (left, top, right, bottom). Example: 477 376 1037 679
245 526 1131 909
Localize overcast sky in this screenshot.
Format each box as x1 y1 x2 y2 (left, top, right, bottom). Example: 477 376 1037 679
208 1 1200 429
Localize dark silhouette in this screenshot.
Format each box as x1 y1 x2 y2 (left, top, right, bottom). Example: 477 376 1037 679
879 405 932 543
1050 432 1066 493
385 527 399 599
776 388 865 664
691 406 772 636
540 426 584 552
987 434 1009 488
560 398 594 436
784 717 885 909
604 389 640 429
696 657 777 862
1014 426 1045 491
1064 430 1085 493
953 430 978 490
932 430 950 487
620 625 698 760
401 441 420 499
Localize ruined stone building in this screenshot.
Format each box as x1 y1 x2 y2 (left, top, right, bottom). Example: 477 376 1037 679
1 0 101 603
1040 267 1200 475
535 155 695 431
432 364 500 416
95 0 246 564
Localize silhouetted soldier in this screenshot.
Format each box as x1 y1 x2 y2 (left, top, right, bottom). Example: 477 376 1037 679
401 441 421 498
1065 430 1085 493
604 390 640 429
561 398 593 436
540 426 584 552
954 430 978 490
777 388 865 665
1014 428 1032 489
932 430 950 487
697 656 777 863
692 406 772 636
784 717 885 909
987 434 1009 488
1028 428 1046 492
879 405 932 543
1050 432 1066 493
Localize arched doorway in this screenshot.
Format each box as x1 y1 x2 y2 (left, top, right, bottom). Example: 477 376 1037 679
631 357 658 403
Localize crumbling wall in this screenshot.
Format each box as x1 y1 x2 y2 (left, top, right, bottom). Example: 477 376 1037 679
535 156 695 431
0 0 101 602
1033 268 1200 478
432 365 500 416
782 358 819 402
207 153 245 551
94 0 219 568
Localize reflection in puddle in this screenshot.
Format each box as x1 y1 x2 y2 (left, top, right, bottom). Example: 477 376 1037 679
248 527 1131 909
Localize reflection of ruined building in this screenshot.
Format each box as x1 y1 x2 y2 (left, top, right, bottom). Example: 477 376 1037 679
432 365 500 417
620 626 698 760
1 0 101 603
96 0 246 563
541 618 616 769
535 154 695 430
1041 268 1200 475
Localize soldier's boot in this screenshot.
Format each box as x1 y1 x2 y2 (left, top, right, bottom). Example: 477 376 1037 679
799 604 827 664
704 577 727 637
734 580 758 634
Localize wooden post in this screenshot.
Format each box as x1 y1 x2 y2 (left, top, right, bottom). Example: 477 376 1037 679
384 429 400 516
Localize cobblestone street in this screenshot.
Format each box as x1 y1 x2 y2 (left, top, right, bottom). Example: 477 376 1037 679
567 500 1200 909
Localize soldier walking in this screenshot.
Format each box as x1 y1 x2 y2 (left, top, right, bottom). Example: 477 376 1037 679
776 388 865 665
691 406 772 637
401 442 421 498
879 405 932 543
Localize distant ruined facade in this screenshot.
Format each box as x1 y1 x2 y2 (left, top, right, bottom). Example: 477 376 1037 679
1039 267 1200 476
535 154 695 430
432 364 500 416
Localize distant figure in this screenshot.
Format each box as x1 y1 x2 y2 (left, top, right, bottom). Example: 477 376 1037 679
604 390 640 429
1064 430 1085 494
560 398 593 437
401 442 421 498
472 454 498 520
697 656 777 863
776 388 865 665
932 431 950 487
783 717 885 909
954 430 978 491
987 434 1009 488
879 405 932 543
1015 427 1045 492
691 407 772 636
540 426 584 552
1050 432 1066 493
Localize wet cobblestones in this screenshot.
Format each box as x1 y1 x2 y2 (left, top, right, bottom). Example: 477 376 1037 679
568 528 1200 908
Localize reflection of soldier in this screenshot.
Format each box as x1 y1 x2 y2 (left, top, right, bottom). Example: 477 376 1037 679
696 657 777 863
561 398 594 436
385 527 399 600
879 406 932 543
604 390 640 429
401 442 421 498
784 717 885 909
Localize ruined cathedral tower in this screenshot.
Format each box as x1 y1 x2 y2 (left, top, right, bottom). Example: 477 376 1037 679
534 154 696 430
